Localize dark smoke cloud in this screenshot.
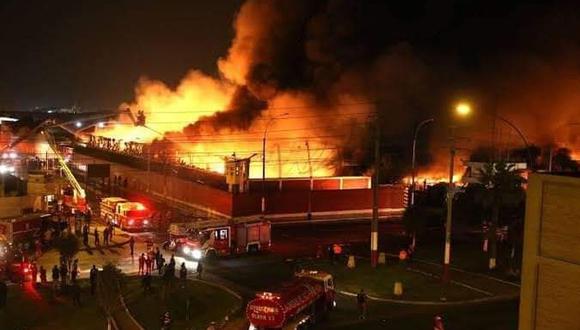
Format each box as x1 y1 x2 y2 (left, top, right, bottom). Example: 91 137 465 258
189 0 580 179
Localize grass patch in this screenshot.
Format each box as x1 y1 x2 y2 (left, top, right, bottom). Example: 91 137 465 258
0 281 106 330
327 299 519 330
311 259 486 301
122 276 240 330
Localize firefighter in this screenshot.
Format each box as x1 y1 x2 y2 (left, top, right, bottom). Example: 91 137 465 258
434 315 445 330
138 253 145 275
332 244 343 263
94 228 100 247
51 265 60 291
31 262 38 286
89 265 98 296
60 262 68 286
160 311 172 330
196 261 203 279
39 265 47 284
357 289 368 320
145 254 152 274
179 262 187 288
71 259 79 283
129 236 135 258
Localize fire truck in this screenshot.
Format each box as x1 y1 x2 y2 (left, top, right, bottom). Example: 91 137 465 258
100 197 153 231
165 221 271 260
246 270 336 330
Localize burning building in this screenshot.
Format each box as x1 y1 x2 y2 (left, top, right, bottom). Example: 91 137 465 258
85 0 579 184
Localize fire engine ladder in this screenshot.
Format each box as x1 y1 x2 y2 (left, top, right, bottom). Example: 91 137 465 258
43 130 86 200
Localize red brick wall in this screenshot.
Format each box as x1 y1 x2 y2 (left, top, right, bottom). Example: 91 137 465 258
232 185 406 217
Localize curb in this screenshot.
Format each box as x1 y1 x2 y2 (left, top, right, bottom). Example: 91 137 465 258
118 290 145 330
190 277 245 327
337 289 519 306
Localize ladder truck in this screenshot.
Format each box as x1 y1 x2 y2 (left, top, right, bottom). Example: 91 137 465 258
43 130 87 212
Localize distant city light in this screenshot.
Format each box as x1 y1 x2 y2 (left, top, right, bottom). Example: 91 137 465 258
75 121 82 128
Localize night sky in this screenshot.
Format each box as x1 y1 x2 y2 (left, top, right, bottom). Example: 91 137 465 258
0 0 243 111
1 1 580 114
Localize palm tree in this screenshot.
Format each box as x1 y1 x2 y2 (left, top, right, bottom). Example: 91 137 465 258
477 161 525 270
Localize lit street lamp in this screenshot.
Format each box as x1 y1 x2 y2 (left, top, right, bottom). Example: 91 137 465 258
262 113 289 218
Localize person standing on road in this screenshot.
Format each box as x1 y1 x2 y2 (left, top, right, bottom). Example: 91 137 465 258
357 289 368 320
31 262 38 286
94 228 100 247
169 254 175 270
39 265 47 284
60 262 68 286
51 265 60 291
155 247 161 269
129 236 135 258
89 265 98 296
138 253 145 275
82 224 89 246
103 227 109 246
71 259 79 283
158 255 165 275
179 262 187 288
196 261 203 279
145 254 152 274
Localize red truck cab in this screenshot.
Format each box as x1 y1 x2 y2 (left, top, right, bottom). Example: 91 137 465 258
247 270 335 329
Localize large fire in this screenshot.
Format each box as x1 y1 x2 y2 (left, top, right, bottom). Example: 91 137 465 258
91 1 375 179
87 0 580 180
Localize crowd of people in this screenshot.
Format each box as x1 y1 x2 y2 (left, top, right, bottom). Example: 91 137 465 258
81 220 117 248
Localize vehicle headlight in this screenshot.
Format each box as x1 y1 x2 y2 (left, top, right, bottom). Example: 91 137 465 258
192 249 202 260
183 246 191 255
333 300 337 307
143 220 149 225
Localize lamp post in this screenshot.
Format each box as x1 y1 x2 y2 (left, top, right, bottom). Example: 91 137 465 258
411 118 435 206
442 102 471 289
492 114 534 169
262 113 289 218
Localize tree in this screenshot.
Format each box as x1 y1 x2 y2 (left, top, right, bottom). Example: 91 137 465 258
477 161 525 270
54 233 80 269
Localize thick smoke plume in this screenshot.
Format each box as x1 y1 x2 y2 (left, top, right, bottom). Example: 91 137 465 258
102 0 580 180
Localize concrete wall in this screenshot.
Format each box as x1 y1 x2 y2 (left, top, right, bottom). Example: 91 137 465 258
519 174 580 330
0 195 34 218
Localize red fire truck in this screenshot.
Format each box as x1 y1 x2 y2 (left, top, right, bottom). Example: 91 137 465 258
246 270 335 329
165 221 271 260
100 197 153 231
0 214 44 244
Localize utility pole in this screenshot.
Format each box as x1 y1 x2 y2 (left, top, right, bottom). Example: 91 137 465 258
306 141 313 220
261 136 266 218
371 118 380 268
147 148 151 192
442 127 456 288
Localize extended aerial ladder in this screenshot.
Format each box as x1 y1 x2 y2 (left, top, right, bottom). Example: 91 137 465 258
42 129 87 211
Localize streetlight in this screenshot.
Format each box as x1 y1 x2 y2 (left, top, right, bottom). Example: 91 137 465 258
262 113 289 218
442 102 472 289
410 118 435 206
